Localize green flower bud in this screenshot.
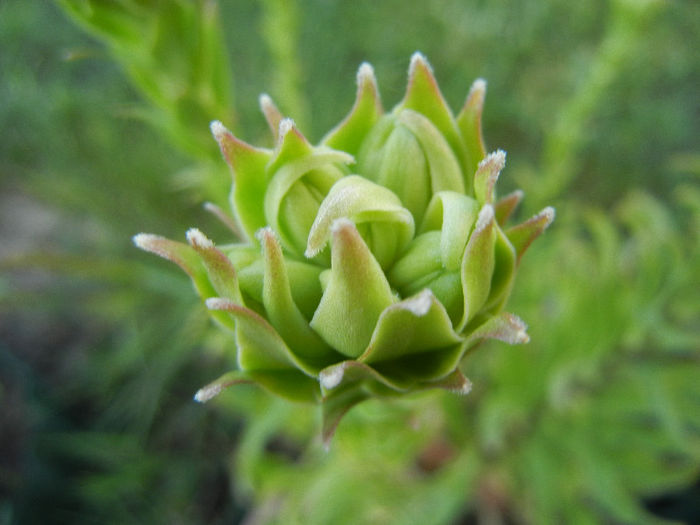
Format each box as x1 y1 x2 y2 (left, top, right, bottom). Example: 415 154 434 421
134 53 554 442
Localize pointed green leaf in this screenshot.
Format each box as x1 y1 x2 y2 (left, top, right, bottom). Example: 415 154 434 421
134 233 235 330
420 191 479 271
418 368 472 394
263 148 351 257
400 53 467 173
195 368 320 404
359 289 463 364
494 189 524 225
322 62 384 155
133 233 206 285
473 150 506 205
258 227 338 371
259 93 283 142
506 206 556 263
244 369 320 403
267 118 314 172
459 204 497 329
457 78 487 177
186 228 242 303
483 228 517 313
206 297 316 377
319 290 468 390
319 360 407 392
370 122 431 223
194 370 253 402
210 121 272 241
305 175 415 268
396 109 465 196
467 312 530 345
310 219 396 357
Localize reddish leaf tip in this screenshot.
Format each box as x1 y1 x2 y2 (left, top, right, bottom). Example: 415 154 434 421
454 377 473 395
478 149 506 172
210 120 229 143
186 228 214 249
541 206 556 226
330 216 355 236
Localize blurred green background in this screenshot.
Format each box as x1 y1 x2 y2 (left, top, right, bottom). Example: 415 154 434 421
1 0 698 524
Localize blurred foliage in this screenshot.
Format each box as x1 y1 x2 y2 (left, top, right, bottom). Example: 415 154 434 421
1 0 698 524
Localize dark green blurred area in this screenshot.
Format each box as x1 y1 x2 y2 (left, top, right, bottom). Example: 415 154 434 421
1 1 698 524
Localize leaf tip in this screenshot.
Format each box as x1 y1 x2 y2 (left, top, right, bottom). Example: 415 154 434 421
278 118 296 140
468 78 487 103
357 61 376 86
132 232 160 251
478 149 506 172
330 216 355 236
454 377 473 395
402 289 434 317
186 227 214 249
259 93 274 112
541 206 556 226
210 120 229 143
320 365 345 390
194 384 221 403
408 51 432 77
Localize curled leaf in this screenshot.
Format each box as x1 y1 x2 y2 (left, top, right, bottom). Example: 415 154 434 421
305 175 415 268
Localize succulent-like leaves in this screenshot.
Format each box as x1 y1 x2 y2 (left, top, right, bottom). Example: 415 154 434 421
206 298 320 401
133 233 233 330
259 93 284 141
400 52 468 175
264 120 353 257
474 150 506 205
506 207 556 263
310 219 396 358
186 228 242 303
494 189 524 225
258 227 339 371
306 175 415 269
211 121 271 241
136 54 553 440
457 78 488 177
420 191 480 271
357 109 465 225
322 63 383 156
466 311 530 345
460 205 497 329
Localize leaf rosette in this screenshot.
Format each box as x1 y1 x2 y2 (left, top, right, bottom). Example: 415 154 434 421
134 53 554 440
